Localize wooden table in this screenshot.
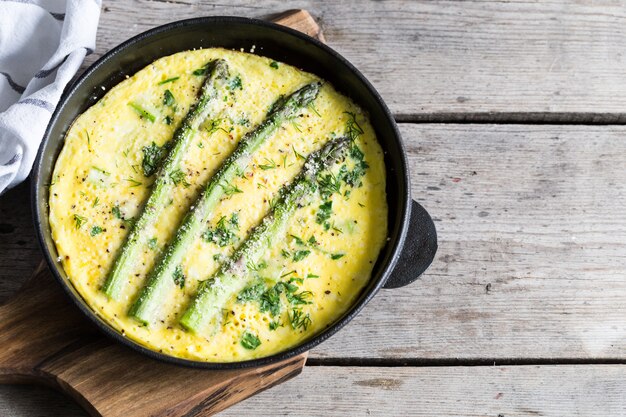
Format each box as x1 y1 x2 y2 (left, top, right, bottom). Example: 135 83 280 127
1 1 625 415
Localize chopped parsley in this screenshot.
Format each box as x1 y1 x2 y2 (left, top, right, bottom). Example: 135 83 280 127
192 65 209 76
163 89 176 107
90 225 103 236
318 172 341 199
205 118 232 135
331 253 345 260
202 215 239 247
141 141 169 177
269 321 281 331
228 75 243 91
339 146 369 188
240 331 261 350
148 237 158 250
112 205 123 219
316 200 333 231
269 61 279 69
173 265 185 289
164 115 173 125
293 250 311 262
260 283 283 317
237 281 266 303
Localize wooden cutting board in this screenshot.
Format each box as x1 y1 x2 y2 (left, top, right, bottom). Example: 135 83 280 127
0 10 322 417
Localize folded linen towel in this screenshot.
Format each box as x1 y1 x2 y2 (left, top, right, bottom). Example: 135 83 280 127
0 0 101 194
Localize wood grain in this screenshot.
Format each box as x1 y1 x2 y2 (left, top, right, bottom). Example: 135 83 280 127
221 365 626 416
3 124 624 362
1 366 624 416
89 0 626 122
0 264 306 417
313 123 626 361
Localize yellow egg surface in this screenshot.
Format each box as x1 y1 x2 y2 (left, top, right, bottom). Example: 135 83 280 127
49 48 388 362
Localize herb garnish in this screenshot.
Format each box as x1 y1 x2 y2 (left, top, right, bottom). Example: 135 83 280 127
289 308 312 331
240 331 261 350
316 200 333 231
148 237 158 250
219 181 243 196
318 172 341 199
228 75 242 91
292 145 305 160
112 205 123 219
73 214 87 229
259 157 277 170
286 290 313 305
125 178 143 187
173 265 185 289
269 321 281 331
163 89 176 107
169 169 190 187
237 281 266 303
331 253 345 260
260 283 283 317
192 65 209 76
158 76 179 85
202 214 239 247
90 225 103 237
293 250 311 262
344 111 364 141
205 118 231 135
142 141 169 177
269 61 279 69
128 102 156 122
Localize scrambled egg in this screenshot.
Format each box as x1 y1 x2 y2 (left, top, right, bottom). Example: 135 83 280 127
49 48 387 362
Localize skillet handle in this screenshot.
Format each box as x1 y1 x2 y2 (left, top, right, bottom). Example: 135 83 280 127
383 200 438 289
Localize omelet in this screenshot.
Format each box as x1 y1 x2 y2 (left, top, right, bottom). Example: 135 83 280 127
49 48 387 362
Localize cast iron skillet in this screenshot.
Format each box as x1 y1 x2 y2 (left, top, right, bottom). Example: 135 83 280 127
32 16 438 369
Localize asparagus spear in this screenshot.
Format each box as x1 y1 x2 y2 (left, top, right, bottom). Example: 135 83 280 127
179 136 350 335
129 82 321 324
102 60 231 300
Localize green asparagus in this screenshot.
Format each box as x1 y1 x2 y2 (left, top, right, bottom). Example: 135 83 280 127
179 136 350 335
102 59 231 300
129 82 321 324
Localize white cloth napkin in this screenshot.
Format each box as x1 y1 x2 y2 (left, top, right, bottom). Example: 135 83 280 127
0 0 101 194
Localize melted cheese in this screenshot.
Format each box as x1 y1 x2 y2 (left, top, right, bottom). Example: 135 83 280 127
49 48 387 362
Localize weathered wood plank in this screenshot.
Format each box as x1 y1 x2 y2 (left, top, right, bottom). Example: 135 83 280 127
2 124 625 361
313 124 626 360
87 0 626 121
220 365 626 417
0 365 624 416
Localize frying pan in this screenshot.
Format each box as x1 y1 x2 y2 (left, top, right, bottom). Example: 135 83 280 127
32 16 438 369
